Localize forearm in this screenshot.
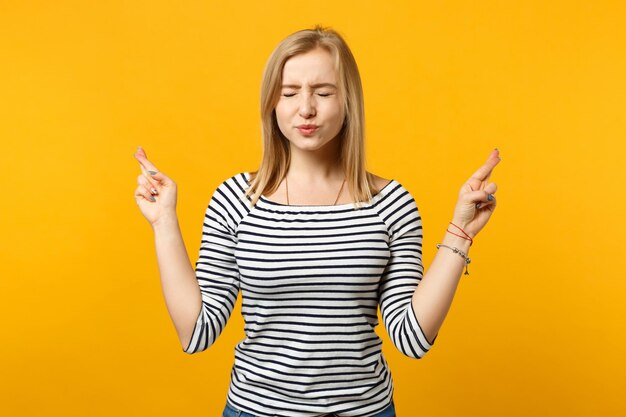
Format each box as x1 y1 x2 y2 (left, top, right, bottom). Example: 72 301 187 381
152 213 202 349
411 229 471 344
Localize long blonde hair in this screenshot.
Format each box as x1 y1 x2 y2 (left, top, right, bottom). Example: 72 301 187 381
245 25 380 208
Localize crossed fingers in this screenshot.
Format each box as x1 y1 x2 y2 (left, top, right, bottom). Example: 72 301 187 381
466 149 500 191
134 146 161 201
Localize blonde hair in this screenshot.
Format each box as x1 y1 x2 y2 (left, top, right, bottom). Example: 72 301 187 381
245 25 381 208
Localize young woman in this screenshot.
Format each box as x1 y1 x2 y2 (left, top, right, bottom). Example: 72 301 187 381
133 26 500 417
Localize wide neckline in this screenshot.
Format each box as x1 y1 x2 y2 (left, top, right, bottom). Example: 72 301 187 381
247 172 396 210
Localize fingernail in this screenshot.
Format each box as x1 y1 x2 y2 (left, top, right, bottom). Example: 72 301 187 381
148 170 157 175
150 188 158 195
488 194 494 201
475 203 481 209
149 196 156 202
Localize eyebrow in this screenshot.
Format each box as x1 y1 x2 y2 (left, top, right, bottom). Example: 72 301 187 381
281 83 337 89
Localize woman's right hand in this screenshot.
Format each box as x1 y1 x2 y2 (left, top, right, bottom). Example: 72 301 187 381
133 146 177 226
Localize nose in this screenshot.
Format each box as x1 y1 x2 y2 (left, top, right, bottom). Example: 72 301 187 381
298 93 316 118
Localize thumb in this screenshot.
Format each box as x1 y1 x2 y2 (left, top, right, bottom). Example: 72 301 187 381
462 189 495 206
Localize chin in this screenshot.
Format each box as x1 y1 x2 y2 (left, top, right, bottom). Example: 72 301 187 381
289 135 339 151
296 143 336 154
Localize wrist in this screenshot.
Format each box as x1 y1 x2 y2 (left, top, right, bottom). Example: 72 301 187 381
448 220 475 247
450 218 475 238
152 211 179 233
441 231 472 253
436 241 472 276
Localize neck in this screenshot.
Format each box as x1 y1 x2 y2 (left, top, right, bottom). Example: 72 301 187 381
287 140 343 183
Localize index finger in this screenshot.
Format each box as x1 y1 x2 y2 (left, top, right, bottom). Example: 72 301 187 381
134 146 159 175
468 149 501 183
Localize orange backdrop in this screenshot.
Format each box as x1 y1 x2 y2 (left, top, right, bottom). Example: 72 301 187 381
1 1 624 416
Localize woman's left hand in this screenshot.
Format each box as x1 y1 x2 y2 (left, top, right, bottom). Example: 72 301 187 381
451 149 501 238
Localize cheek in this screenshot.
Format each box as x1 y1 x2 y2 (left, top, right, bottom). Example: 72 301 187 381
328 104 345 129
274 106 291 137
328 99 344 119
274 106 286 124
274 102 292 122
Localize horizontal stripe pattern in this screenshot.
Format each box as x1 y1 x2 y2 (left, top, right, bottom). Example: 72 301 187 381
183 172 434 417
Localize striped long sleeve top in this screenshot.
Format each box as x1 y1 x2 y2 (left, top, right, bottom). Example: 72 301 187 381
184 172 437 417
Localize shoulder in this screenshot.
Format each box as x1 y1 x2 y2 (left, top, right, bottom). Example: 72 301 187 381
368 173 420 226
206 171 253 229
213 171 251 194
209 171 253 209
371 178 422 240
368 172 393 193
368 172 416 203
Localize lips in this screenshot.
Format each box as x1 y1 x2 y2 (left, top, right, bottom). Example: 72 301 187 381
297 125 319 135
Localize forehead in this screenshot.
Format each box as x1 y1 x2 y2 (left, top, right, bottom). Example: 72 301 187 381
281 47 337 84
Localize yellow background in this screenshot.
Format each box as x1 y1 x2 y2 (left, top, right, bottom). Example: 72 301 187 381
1 1 624 415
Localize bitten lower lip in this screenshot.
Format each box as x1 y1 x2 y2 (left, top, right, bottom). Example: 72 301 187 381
297 126 319 135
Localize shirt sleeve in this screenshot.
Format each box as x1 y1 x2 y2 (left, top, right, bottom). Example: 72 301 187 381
378 192 437 359
183 183 241 354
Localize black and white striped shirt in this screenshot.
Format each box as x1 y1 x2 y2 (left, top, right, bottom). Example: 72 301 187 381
184 172 436 417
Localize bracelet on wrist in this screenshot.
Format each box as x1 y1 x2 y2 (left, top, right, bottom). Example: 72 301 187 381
436 243 471 275
448 222 473 245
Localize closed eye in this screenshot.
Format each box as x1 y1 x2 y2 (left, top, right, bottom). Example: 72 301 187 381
281 91 333 98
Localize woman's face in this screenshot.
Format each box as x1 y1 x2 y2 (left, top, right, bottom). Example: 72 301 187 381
275 47 345 154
